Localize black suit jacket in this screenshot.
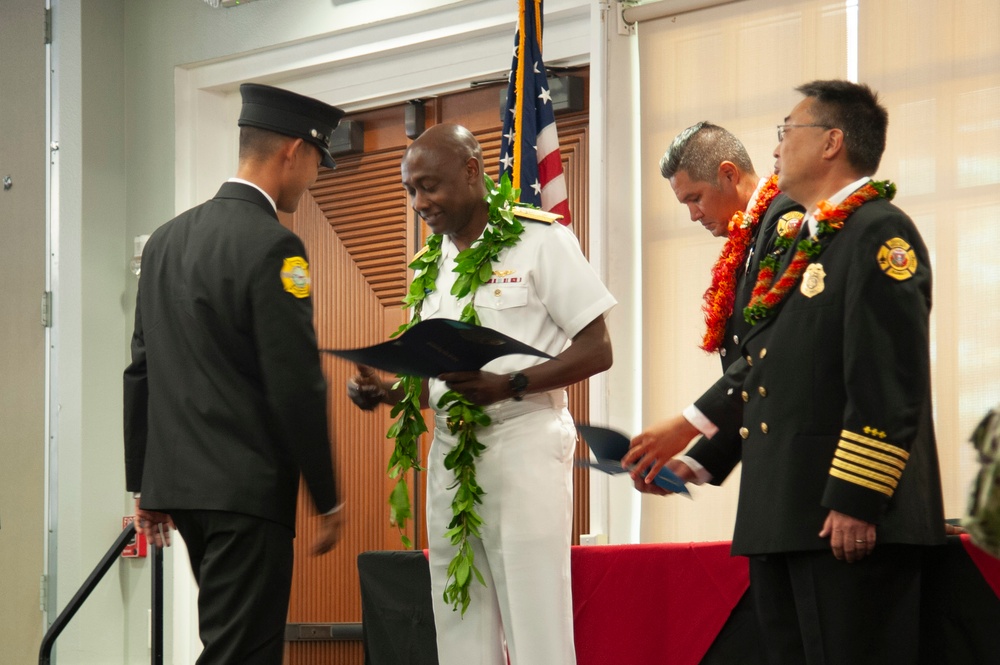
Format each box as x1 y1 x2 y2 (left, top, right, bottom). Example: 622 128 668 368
685 194 803 481
123 182 338 529
730 195 945 555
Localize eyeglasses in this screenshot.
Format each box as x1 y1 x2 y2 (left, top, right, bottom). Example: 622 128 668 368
777 123 833 142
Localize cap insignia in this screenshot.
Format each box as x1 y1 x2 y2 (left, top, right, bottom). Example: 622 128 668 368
310 128 330 147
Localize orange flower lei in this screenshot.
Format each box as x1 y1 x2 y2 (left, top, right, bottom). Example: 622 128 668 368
700 174 780 352
743 180 897 324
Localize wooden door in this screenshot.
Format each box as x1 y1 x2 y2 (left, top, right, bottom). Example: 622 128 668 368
281 68 590 665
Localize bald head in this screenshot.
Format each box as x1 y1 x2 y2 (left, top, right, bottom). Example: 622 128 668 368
405 124 485 188
401 124 490 247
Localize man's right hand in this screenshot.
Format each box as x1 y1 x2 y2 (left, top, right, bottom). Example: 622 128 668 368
622 414 700 487
631 458 696 496
134 498 175 549
312 509 344 556
347 364 388 411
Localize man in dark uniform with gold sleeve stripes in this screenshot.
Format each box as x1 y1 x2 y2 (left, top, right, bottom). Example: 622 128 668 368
123 83 345 664
729 81 944 664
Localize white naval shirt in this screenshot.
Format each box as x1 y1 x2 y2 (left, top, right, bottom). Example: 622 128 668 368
420 219 617 411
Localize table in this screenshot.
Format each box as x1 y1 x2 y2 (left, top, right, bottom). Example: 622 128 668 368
358 536 1000 664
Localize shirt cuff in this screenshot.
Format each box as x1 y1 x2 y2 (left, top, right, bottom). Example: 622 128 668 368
675 455 712 485
683 404 718 439
321 503 344 516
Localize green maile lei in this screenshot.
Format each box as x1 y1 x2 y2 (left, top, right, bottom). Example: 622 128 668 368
386 173 527 615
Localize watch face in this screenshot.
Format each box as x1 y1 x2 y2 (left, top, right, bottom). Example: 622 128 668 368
510 372 529 392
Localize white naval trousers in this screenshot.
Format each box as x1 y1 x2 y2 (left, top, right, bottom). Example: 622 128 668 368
426 391 578 665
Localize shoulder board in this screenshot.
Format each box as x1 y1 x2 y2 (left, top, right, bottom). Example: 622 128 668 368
413 244 431 260
511 206 562 225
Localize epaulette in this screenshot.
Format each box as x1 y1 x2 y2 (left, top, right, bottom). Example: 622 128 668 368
511 205 562 224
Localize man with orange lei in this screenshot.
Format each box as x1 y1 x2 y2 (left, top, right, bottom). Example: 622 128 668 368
628 122 803 486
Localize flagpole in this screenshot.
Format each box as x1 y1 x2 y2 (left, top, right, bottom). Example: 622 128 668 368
512 0 527 189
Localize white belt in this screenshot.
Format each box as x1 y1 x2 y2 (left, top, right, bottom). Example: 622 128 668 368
434 390 567 428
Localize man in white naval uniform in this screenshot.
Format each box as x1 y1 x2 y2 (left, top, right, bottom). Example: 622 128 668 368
349 123 615 665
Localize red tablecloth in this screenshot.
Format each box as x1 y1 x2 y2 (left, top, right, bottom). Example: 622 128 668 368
961 533 1000 599
572 542 748 665
362 538 1000 665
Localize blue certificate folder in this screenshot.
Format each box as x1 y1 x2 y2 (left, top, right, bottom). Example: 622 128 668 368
577 425 691 497
321 318 554 379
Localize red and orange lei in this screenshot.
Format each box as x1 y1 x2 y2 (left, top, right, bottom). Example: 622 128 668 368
700 174 780 352
743 180 897 324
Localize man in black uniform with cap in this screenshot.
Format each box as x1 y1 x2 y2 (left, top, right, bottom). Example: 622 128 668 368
123 83 345 664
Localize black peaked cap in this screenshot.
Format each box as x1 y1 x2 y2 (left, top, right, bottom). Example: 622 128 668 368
238 83 345 169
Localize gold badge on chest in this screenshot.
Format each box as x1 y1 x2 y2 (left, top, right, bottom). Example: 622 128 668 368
800 263 826 298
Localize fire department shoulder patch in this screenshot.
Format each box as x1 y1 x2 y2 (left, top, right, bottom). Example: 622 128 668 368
280 256 311 298
877 237 917 281
776 211 804 239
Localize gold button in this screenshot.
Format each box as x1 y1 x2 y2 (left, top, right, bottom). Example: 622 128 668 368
746 355 753 367
741 390 749 403
720 348 727 357
758 386 767 397
759 348 767 359
494 288 502 297
739 427 749 439
760 422 769 434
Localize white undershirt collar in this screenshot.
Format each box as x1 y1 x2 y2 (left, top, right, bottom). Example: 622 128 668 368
228 177 277 214
804 176 871 236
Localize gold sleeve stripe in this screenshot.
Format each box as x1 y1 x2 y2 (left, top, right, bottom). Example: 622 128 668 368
834 449 903 479
840 431 909 462
830 466 895 497
837 440 907 471
831 458 899 489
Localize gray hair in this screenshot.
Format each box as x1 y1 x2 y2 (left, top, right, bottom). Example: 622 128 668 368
659 121 755 184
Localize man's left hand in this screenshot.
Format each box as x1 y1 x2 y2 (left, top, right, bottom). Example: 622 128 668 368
820 510 875 563
439 370 508 406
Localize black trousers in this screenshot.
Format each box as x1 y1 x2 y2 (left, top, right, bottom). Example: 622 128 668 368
749 545 923 665
171 509 295 665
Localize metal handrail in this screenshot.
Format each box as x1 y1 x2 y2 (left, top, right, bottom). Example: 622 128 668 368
39 522 163 664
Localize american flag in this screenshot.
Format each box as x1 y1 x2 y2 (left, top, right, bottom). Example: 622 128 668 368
499 0 571 225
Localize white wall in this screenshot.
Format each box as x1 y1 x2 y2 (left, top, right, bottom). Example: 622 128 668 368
49 0 147 662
